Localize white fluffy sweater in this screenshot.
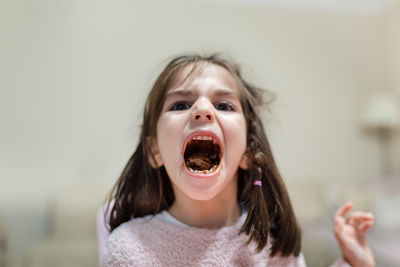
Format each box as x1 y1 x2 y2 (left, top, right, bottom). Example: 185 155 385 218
101 211 308 266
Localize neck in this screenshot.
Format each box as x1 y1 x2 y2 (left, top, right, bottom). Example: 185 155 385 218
168 180 241 229
169 198 241 229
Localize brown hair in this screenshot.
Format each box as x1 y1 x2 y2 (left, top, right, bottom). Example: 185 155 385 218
105 54 301 257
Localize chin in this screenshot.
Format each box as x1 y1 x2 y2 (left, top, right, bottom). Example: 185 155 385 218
179 171 237 201
182 189 219 201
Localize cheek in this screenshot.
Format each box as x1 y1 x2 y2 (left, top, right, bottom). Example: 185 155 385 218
156 115 184 162
223 115 247 158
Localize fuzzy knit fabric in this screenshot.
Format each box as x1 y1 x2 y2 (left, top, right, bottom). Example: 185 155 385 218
101 212 307 267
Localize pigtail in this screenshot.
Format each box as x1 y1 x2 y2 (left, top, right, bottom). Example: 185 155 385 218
239 166 270 252
238 80 301 257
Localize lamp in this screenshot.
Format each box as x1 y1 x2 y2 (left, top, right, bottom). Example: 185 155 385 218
363 92 400 177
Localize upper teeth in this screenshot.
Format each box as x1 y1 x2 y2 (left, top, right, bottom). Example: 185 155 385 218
191 136 217 144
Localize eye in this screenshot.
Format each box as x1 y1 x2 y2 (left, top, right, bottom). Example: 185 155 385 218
169 102 191 111
215 102 235 111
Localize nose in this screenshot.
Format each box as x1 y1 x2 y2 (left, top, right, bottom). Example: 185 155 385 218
191 98 214 122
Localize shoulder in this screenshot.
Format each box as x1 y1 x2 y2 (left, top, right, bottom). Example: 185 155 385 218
105 215 156 245
101 215 159 266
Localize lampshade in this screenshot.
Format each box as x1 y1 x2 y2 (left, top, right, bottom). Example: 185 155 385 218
363 92 400 130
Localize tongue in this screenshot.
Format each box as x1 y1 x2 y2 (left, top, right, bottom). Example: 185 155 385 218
186 155 213 170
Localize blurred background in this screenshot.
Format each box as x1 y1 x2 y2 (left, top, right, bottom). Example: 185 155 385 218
1 0 400 266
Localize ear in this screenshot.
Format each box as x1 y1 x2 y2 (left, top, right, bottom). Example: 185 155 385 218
146 137 164 168
239 149 251 170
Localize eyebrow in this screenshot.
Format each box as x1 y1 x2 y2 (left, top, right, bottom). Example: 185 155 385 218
165 89 194 98
165 88 239 98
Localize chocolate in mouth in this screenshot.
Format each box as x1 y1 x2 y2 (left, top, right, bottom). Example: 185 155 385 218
184 139 221 172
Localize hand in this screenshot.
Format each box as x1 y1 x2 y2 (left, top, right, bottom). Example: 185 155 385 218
333 202 375 267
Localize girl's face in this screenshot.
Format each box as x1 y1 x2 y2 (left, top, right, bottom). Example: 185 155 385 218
154 63 248 201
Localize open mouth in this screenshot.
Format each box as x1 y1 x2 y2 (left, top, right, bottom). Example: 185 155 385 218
184 135 221 175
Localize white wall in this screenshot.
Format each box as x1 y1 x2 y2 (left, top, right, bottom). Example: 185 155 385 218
384 3 400 174
0 0 390 193
0 0 398 264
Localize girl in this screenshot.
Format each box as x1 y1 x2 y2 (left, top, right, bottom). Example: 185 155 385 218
97 54 375 266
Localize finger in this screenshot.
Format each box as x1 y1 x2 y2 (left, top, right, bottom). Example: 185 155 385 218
334 203 352 236
360 220 374 233
346 212 374 227
356 214 374 230
348 211 374 221
335 201 353 219
354 220 374 246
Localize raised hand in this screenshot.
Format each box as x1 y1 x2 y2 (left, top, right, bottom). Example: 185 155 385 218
333 202 375 267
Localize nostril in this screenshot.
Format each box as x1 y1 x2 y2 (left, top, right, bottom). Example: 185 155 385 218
193 113 212 121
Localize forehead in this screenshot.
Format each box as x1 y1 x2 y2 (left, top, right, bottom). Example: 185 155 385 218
166 62 241 94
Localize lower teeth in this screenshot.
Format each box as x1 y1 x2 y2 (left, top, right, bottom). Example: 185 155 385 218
188 165 218 174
